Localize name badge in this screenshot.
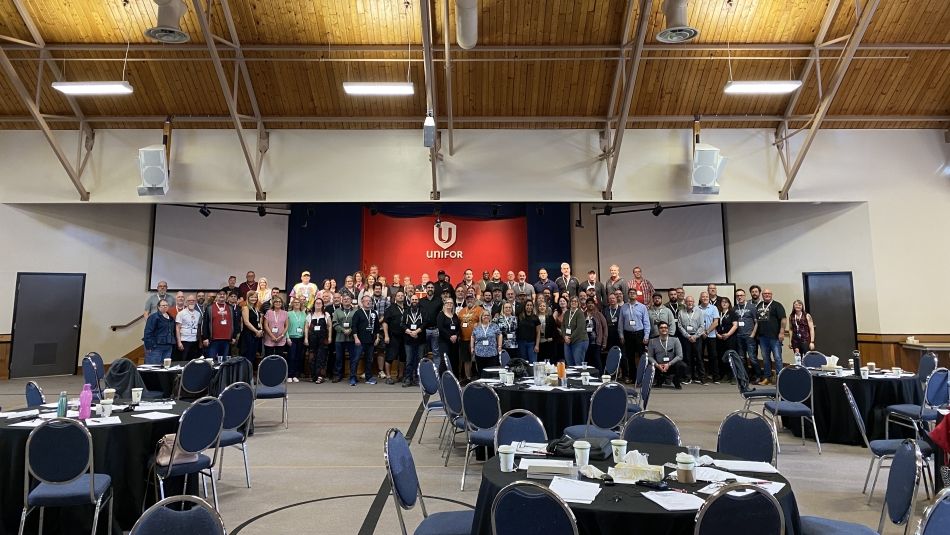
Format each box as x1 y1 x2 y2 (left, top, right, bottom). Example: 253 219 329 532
629 320 636 327
506 333 514 340
636 290 643 296
315 325 322 331
220 320 227 325
481 340 489 346
352 299 358 305
271 327 278 333
662 357 670 362
586 326 594 332
565 328 572 335
738 321 745 327
687 326 694 332
343 322 350 328
450 325 456 330
371 313 376 318
462 322 469 328
296 327 303 334
410 323 417 330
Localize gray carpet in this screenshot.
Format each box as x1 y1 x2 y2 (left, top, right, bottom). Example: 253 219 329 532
0 375 937 534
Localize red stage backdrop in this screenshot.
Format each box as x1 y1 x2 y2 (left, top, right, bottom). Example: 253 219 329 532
361 210 528 285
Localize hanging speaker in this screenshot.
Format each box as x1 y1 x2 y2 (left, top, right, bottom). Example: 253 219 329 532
692 143 725 194
137 145 169 196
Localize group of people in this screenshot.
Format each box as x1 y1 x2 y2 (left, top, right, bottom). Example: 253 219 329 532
142 264 817 390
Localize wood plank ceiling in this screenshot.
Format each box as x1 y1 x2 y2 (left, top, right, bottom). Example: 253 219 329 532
0 0 946 130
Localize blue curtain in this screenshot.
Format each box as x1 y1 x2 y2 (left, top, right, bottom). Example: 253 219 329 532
527 203 571 277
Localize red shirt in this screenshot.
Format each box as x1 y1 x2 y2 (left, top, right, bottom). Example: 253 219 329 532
210 303 233 340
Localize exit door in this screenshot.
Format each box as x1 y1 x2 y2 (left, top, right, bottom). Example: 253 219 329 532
802 272 858 361
10 273 86 378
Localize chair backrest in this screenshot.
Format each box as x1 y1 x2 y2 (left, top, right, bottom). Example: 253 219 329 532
175 396 224 455
775 365 812 404
219 381 254 432
180 359 215 396
717 410 776 464
25 381 45 408
923 368 950 409
462 382 501 431
384 428 421 510
604 346 622 376
694 483 784 535
725 350 752 393
258 355 288 388
634 355 650 388
917 352 938 387
87 352 105 381
209 356 255 396
588 381 628 430
495 409 548 451
842 384 871 449
131 495 226 535
103 357 146 398
801 351 827 368
419 358 440 397
638 365 656 410
882 439 921 529
24 418 95 502
440 370 464 419
81 356 102 398
499 350 511 367
491 481 579 535
917 486 950 535
622 410 681 446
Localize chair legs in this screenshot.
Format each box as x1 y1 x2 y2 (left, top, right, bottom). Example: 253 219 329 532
867 456 888 505
809 416 822 454
242 443 252 488
862 456 876 494
461 446 473 491
418 410 431 444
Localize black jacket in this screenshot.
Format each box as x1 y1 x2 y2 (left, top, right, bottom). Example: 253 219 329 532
351 307 380 344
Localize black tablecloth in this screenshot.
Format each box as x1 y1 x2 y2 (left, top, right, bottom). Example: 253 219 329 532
493 381 597 438
472 442 801 535
0 401 190 534
139 368 181 397
782 372 921 446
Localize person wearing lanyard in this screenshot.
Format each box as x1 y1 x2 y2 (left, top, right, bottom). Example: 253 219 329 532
494 302 520 357
512 271 535 300
733 289 763 384
648 322 686 389
555 262 580 301
536 300 556 362
437 299 462 377
332 297 356 383
292 271 318 312
665 289 682 335
604 265 627 302
350 295 380 386
287 297 308 382
176 294 202 361
560 297 587 366
305 297 332 384
143 299 176 365
367 282 391 381
647 293 675 339
619 289 650 384
239 291 263 368
402 294 426 387
203 291 238 363
533 268 558 301
630 266 655 305
262 295 289 366
382 290 406 385
787 299 816 355
420 283 443 369
470 311 502 377
756 289 787 385
584 301 606 372
584 270 607 307
677 296 706 385
603 294 622 356
715 297 739 384
457 294 480 382
515 300 541 364
698 292 721 383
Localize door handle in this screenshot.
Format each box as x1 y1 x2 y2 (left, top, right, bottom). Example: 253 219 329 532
73 325 79 329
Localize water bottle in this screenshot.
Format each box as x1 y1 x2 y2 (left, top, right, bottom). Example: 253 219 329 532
851 350 861 371
56 391 68 418
78 384 93 420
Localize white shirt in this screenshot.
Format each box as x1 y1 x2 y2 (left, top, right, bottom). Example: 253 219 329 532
176 308 201 342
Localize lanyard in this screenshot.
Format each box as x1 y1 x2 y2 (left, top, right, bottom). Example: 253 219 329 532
660 336 670 352
479 325 491 339
362 308 374 327
608 308 618 322
567 309 577 326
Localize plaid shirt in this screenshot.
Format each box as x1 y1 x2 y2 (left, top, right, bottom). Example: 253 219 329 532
371 296 390 317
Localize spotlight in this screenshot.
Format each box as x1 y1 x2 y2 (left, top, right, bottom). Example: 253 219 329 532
198 204 210 217
490 205 499 218
369 204 379 216
652 203 664 217
257 204 266 217
604 204 613 216
536 204 545 216
435 217 441 228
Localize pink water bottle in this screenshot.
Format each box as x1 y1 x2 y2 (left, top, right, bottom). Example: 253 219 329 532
78 383 93 420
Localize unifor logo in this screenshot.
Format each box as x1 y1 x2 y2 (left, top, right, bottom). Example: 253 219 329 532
434 221 457 250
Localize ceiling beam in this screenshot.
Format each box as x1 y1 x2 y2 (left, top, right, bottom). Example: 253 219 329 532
191 0 265 201
778 0 882 200
602 0 653 201
603 0 638 144
420 0 440 200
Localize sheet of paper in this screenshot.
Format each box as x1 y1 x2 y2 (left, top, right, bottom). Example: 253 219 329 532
85 416 123 426
131 412 179 420
554 387 584 391
3 409 40 419
482 367 506 372
134 403 174 411
696 480 786 496
526 385 555 391
518 458 574 471
694 467 742 483
38 410 79 419
41 403 59 409
642 491 707 511
712 460 780 474
472 378 502 384
9 419 44 428
548 476 602 504
510 441 549 455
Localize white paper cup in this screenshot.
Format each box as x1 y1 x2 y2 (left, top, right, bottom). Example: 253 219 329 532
131 388 143 404
103 388 116 401
867 362 876 372
610 439 628 463
860 367 869 379
503 372 514 386
892 367 902 375
498 445 516 472
99 399 114 417
601 375 611 383
574 440 591 467
163 357 172 368
835 366 844 376
581 372 590 385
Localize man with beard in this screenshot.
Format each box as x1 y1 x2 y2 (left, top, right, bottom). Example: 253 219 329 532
403 294 425 386
420 282 443 370
332 296 356 383
350 295 380 386
383 290 406 384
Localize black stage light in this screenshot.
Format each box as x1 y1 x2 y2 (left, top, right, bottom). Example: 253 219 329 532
604 204 613 216
199 204 211 217
257 204 266 217
652 203 664 217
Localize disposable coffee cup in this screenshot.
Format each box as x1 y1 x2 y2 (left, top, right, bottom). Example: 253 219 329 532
601 375 611 383
867 362 876 372
131 388 143 404
103 388 116 401
581 372 590 385
574 440 591 467
498 445 516 472
860 367 869 379
163 357 171 368
610 439 628 463
835 366 844 376
892 367 902 375
503 372 514 386
99 399 114 417
676 467 697 484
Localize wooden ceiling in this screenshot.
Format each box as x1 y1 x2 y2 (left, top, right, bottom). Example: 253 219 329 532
0 0 947 130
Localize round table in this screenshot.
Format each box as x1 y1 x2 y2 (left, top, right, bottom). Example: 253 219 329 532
493 380 598 438
472 442 802 535
782 371 921 446
138 363 184 397
0 401 190 534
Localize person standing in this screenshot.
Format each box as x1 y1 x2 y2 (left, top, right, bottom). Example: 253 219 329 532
437 299 462 376
350 295 380 386
749 285 763 308
494 302 520 359
561 297 587 366
238 271 258 303
585 301 606 372
603 294 622 355
262 296 289 365
733 289 763 384
533 268 558 300
382 290 406 384
368 282 391 380
176 294 202 361
604 265 627 302
202 291 238 362
306 297 332 384
144 281 170 318
647 293 675 339
665 289 682 336
556 263 581 300
788 299 816 355
512 270 536 301
583 270 607 307
536 300 557 362
143 299 176 365
221 275 238 296
169 292 185 320
648 322 686 389
239 292 263 367
457 294 480 381
629 267 655 305
516 299 541 364
471 311 502 375
756 289 787 385
619 289 650 383
403 294 425 387
388 274 403 299
678 296 706 385
707 284 725 309
332 296 356 383
287 298 308 382
256 278 271 310
420 282 442 369
292 271 319 312
340 275 358 305
699 292 721 383
715 297 739 383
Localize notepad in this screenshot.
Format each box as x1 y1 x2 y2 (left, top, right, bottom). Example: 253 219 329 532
510 441 549 455
131 412 178 420
548 476 602 504
642 491 706 511
697 480 786 496
85 416 122 426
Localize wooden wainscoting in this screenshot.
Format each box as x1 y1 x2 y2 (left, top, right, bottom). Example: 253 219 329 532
0 334 10 380
857 333 950 372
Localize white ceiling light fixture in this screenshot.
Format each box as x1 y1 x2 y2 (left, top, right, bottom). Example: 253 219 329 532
342 82 415 96
724 80 803 94
52 80 134 95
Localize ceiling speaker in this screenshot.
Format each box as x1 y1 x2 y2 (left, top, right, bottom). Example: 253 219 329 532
692 143 725 194
137 145 169 196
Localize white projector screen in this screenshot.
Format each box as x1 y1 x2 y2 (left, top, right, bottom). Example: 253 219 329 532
597 203 726 290
150 204 288 291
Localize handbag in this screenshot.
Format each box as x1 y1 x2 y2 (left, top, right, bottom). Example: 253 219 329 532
155 433 200 466
546 435 613 461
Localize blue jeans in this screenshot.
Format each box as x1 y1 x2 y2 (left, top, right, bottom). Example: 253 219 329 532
351 340 375 381
425 328 441 369
737 335 763 379
519 341 538 363
288 338 304 378
335 340 355 379
759 337 783 377
404 344 425 382
567 340 589 366
207 340 230 362
145 345 172 365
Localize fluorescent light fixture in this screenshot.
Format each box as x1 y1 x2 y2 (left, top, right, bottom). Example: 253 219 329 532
724 80 802 95
52 80 133 95
342 82 414 96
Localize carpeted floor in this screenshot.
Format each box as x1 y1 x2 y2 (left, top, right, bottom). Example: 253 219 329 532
0 374 938 534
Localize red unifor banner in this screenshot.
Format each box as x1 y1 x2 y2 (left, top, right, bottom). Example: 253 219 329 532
360 210 528 285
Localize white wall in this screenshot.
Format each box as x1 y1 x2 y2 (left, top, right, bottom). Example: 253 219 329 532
0 204 152 363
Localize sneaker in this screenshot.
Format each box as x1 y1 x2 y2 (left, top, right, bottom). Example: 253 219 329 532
286 378 293 384
674 383 683 390
385 377 395 385
712 377 720 384
292 377 300 383
367 377 378 385
379 371 387 379
349 378 357 386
